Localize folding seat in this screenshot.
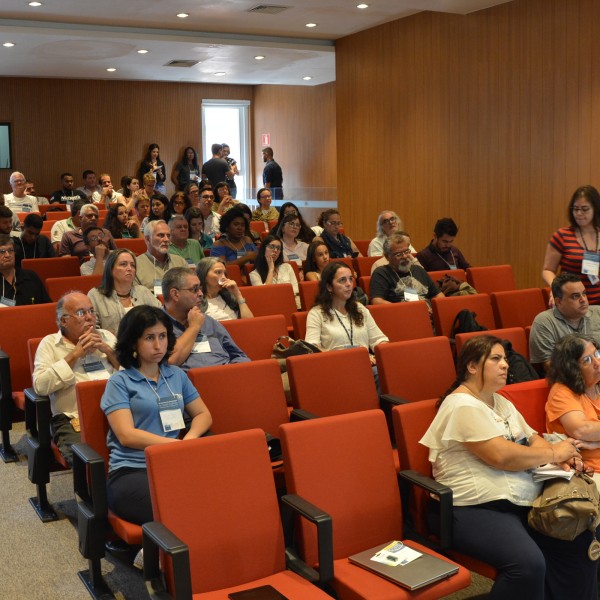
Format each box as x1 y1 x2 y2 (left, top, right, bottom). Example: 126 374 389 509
490 288 546 328
353 256 380 278
353 239 370 256
113 237 147 255
466 265 516 294
455 326 529 359
221 314 287 360
291 311 308 339
298 280 319 311
242 283 297 333
427 269 467 283
144 429 333 599
250 220 269 235
223 263 244 287
367 302 434 342
279 410 471 599
499 378 549 434
358 275 371 298
45 274 102 301
43 210 69 222
431 293 496 338
22 256 80 282
375 337 456 401
39 204 67 216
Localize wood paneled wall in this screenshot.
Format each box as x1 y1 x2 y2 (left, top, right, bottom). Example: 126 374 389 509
336 0 600 288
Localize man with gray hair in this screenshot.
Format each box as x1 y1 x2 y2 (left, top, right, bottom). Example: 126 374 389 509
4 171 38 213
168 215 203 265
58 203 116 260
50 198 86 247
368 211 413 257
135 219 188 294
370 231 443 306
32 292 118 465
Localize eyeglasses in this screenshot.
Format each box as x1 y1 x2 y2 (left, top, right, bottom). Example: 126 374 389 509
266 244 282 251
0 247 15 256
83 213 98 219
326 221 343 227
178 285 201 294
580 349 600 366
572 206 592 214
382 217 398 226
88 233 105 242
63 307 95 319
286 222 301 229
259 194 272 200
201 194 215 200
391 248 412 258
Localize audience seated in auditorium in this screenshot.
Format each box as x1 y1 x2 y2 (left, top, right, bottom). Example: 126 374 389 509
251 188 279 222
316 208 362 258
119 176 141 214
49 172 87 205
168 214 202 265
104 204 140 239
196 257 253 321
185 207 212 250
529 272 600 371
88 248 161 335
168 191 190 216
370 231 443 307
196 185 221 241
24 180 49 206
416 217 471 272
134 220 187 294
210 207 257 267
76 170 101 199
133 192 150 226
33 292 119 465
163 266 249 369
213 181 238 215
0 205 23 238
59 203 117 261
14 213 56 268
368 210 414 256
80 226 110 276
304 240 330 282
101 305 210 525
276 212 308 270
91 173 123 207
4 171 38 213
51 198 85 247
269 201 316 244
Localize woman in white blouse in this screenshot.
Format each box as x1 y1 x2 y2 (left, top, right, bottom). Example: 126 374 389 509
305 262 387 363
196 257 253 321
277 212 309 272
249 234 300 309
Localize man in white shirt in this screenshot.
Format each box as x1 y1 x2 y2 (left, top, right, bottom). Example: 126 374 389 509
4 171 38 213
32 292 119 465
91 173 123 207
50 198 85 248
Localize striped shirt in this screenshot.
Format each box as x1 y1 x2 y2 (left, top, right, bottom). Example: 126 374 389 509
549 226 600 304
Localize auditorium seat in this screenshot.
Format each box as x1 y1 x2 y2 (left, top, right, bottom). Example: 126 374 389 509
427 268 467 283
353 239 370 256
490 288 546 329
500 378 549 434
221 314 288 360
353 255 380 278
466 265 516 294
455 327 529 359
298 280 319 311
242 283 297 332
113 237 146 255
367 301 434 342
431 293 496 338
22 256 80 282
45 274 102 301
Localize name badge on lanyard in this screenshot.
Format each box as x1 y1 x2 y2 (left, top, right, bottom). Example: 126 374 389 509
582 251 600 284
192 334 211 354
0 296 16 307
153 278 162 297
82 359 110 380
236 249 246 259
403 287 419 302
158 395 185 432
449 264 457 270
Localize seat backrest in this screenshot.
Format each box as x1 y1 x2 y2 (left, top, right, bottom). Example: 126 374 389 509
490 288 546 329
375 337 456 401
280 410 402 564
354 256 381 279
466 265 516 294
242 284 297 327
431 293 496 337
0 303 58 392
286 347 378 414
367 302 434 342
249 220 268 234
225 264 244 288
221 314 287 361
76 380 110 465
456 327 529 359
22 256 81 282
358 275 371 298
114 237 147 255
43 210 70 222
39 204 67 216
187 360 289 436
298 280 319 311
499 379 549 434
146 429 286 593
331 257 353 270
427 269 467 283
27 337 43 374
46 274 103 302
291 311 308 339
353 239 371 256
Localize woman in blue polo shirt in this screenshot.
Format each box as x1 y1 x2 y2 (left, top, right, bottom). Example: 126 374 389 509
101 305 212 525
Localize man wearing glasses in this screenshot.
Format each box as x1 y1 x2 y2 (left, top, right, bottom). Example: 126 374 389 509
370 232 443 307
32 292 119 465
80 226 110 276
0 234 50 306
3 171 38 213
162 267 248 370
196 184 221 241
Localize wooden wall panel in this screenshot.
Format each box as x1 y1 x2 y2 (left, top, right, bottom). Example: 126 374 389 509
336 0 600 289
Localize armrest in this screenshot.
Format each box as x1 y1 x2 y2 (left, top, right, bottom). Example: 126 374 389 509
289 408 319 422
72 442 107 517
24 388 50 442
281 493 333 585
0 350 13 432
379 393 409 408
143 521 191 600
398 469 453 549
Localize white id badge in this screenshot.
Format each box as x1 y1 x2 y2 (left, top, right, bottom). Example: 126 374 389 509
192 334 211 353
403 287 419 302
158 396 185 433
582 251 600 277
0 296 16 307
449 265 457 270
236 250 246 259
82 359 110 380
287 253 300 262
153 279 162 297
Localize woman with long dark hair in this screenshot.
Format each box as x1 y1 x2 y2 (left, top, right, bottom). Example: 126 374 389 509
104 204 139 239
172 146 200 191
139 143 166 195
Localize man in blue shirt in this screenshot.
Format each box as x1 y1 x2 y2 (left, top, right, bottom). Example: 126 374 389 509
162 266 249 370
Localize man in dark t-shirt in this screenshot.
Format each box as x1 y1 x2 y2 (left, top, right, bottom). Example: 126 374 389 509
262 146 283 200
202 143 233 188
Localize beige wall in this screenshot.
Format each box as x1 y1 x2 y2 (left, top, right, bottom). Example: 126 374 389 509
336 0 600 288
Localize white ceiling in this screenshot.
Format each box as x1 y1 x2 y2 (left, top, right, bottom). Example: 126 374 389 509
0 0 512 86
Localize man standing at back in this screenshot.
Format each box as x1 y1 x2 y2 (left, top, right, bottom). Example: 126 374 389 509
262 146 283 200
202 144 233 189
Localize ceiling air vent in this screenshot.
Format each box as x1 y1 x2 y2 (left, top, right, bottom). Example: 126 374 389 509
248 5 290 15
164 60 199 68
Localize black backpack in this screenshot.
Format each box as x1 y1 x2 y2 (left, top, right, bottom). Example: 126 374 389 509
450 309 488 338
501 340 539 384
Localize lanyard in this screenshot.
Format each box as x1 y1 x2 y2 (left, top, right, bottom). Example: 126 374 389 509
394 267 415 289
2 272 16 299
434 250 456 269
333 309 353 345
142 368 177 402
19 237 36 260
578 227 599 252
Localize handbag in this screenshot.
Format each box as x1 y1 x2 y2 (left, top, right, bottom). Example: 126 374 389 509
528 471 600 548
271 336 321 360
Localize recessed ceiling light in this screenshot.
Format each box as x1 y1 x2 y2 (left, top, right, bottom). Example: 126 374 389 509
254 55 265 60
177 13 189 18
28 1 42 6
106 67 116 72
357 3 369 8
137 49 148 54
3 42 15 48
305 23 317 28
214 72 226 76
303 76 312 81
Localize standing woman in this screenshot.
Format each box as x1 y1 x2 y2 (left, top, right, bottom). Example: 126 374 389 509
543 185 600 306
139 143 167 195
304 240 330 281
210 207 257 268
277 212 309 270
101 305 212 525
317 209 362 258
196 257 253 321
420 335 597 600
88 249 161 335
172 146 200 192
249 234 300 309
104 204 140 239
